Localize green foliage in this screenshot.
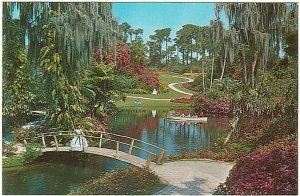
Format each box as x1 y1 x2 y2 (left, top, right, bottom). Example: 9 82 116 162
171 64 201 74
272 57 298 79
127 88 150 94
70 167 163 195
114 74 141 91
23 142 42 163
2 155 26 168
167 149 239 162
130 40 148 65
229 142 253 152
15 126 41 142
80 63 125 119
3 20 35 131
39 19 82 131
284 31 298 59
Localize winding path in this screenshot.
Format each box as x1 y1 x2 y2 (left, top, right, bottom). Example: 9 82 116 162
127 75 194 101
168 75 194 96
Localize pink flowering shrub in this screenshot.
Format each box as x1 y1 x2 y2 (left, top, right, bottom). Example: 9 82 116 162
211 97 230 114
194 96 231 115
225 136 297 195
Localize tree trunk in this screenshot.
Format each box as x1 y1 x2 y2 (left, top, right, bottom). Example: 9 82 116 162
220 52 227 80
210 53 214 89
201 53 205 92
190 48 193 64
165 40 168 64
176 46 179 64
242 45 247 84
251 50 259 88
182 49 185 65
224 115 240 144
113 35 117 66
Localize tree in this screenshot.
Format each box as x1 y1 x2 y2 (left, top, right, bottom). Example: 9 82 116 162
80 63 125 118
131 40 147 66
3 3 121 131
128 28 134 43
209 19 223 88
215 3 298 87
149 29 170 64
175 24 200 65
3 20 35 139
160 28 172 63
39 17 82 131
194 26 211 92
119 22 131 43
284 31 298 59
133 28 144 41
3 2 120 66
146 40 161 66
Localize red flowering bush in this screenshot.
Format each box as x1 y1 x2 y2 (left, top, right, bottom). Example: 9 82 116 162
134 71 160 90
225 136 297 195
194 95 212 115
211 97 231 115
92 42 145 76
194 95 231 115
171 97 193 104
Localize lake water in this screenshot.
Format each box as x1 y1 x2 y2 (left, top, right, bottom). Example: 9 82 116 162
3 152 129 195
109 109 229 157
2 109 229 195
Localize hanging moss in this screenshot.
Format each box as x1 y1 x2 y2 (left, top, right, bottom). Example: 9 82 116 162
3 2 121 69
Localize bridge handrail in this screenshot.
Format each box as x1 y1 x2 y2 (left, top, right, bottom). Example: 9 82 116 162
33 130 166 152
24 130 165 166
85 130 166 152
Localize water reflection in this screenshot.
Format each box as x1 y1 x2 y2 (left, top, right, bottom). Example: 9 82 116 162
109 110 229 158
3 152 129 195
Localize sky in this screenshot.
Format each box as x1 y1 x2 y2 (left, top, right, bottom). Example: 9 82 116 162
112 2 228 44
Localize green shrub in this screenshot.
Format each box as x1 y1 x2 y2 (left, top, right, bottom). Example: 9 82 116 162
114 74 141 91
158 84 169 93
3 155 26 168
70 167 163 195
127 88 150 94
229 142 253 152
23 142 42 163
171 64 201 74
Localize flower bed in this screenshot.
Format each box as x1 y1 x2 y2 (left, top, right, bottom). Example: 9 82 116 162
223 136 297 195
170 97 193 104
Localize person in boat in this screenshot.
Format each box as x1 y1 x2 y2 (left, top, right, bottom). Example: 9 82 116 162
70 127 88 151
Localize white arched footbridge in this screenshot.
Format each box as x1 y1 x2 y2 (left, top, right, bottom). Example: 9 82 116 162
23 131 166 169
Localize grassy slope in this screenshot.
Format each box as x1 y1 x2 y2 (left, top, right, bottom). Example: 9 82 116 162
116 73 193 109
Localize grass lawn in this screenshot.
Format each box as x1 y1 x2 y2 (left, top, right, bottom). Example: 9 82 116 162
116 99 191 109
116 73 193 109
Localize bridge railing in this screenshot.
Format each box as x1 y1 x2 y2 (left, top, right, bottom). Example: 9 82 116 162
23 130 166 168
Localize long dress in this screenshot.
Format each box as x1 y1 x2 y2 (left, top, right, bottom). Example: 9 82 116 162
69 129 88 151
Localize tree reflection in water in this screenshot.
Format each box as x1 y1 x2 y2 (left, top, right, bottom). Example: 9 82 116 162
109 110 229 157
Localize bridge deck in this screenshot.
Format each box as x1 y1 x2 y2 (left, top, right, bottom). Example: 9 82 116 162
42 147 157 169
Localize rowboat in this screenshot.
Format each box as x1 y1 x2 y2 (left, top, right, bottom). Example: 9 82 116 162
167 115 208 123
